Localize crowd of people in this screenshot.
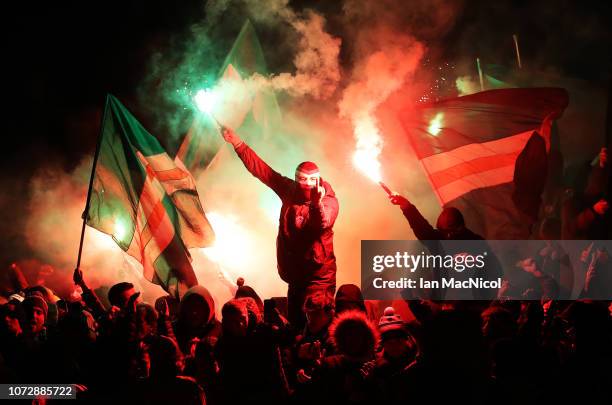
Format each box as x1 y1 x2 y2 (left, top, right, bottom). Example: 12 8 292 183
1 268 611 404
1 131 610 403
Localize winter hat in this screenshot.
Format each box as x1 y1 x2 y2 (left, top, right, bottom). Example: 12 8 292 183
23 291 48 319
378 307 406 338
181 285 216 324
9 293 25 303
335 284 366 313
295 161 320 175
234 277 264 313
222 297 262 331
330 310 379 360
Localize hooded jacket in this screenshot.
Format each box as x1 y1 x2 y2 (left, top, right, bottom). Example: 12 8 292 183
235 143 339 287
335 284 367 314
215 298 290 403
302 311 380 405
174 285 220 354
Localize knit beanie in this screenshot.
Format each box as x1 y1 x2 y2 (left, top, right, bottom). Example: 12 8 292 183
296 161 319 175
234 277 264 313
378 307 406 338
23 291 48 319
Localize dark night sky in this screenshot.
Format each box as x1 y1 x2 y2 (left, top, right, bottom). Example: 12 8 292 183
1 0 611 264
4 1 611 167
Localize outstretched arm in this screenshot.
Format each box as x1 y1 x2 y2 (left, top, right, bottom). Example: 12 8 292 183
222 127 292 197
389 194 439 240
155 297 177 342
73 268 107 320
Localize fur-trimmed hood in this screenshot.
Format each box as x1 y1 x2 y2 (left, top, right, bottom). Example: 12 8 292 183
329 310 379 360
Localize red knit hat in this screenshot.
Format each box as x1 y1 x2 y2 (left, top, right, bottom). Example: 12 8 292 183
23 292 48 319
296 161 319 175
378 306 406 338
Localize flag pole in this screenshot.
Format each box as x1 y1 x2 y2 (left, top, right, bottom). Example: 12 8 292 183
512 34 522 69
76 94 109 270
476 58 485 91
209 113 223 131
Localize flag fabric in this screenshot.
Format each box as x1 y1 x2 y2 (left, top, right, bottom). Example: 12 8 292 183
400 88 569 238
483 64 516 89
176 19 282 174
485 74 514 90
456 64 517 97
87 95 214 298
218 19 281 135
175 114 222 174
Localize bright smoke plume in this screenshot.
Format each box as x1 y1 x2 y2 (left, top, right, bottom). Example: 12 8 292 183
209 0 341 99
20 0 500 307
339 34 425 182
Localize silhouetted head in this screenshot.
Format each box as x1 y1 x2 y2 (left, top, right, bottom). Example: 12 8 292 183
146 335 183 379
234 278 264 314
436 207 465 237
108 282 138 309
304 291 335 334
335 284 366 314
23 292 48 335
330 310 379 362
1 301 25 337
180 285 216 329
222 297 260 337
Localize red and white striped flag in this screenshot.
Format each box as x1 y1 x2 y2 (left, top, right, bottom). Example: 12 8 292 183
400 88 569 238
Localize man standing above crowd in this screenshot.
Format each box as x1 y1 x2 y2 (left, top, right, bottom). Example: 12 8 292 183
221 127 339 328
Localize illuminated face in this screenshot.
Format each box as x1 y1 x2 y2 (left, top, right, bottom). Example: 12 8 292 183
3 311 21 336
295 171 320 189
27 307 45 334
223 309 248 337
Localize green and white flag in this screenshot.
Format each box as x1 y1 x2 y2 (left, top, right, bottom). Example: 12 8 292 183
87 95 214 298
